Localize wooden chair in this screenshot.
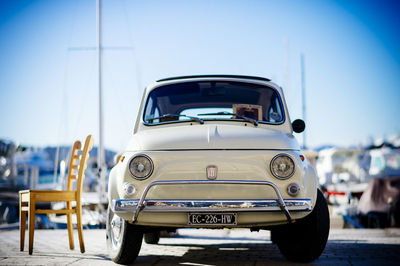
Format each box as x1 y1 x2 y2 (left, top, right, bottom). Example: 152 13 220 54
19 135 94 255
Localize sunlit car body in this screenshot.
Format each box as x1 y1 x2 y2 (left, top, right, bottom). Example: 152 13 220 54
106 75 329 264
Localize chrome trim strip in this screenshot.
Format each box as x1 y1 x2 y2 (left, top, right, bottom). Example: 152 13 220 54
118 180 301 223
112 198 312 213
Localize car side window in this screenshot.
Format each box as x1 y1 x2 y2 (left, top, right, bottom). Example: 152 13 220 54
268 97 283 123
144 97 161 124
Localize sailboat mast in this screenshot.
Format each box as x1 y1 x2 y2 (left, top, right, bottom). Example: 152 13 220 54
301 53 307 149
97 0 106 201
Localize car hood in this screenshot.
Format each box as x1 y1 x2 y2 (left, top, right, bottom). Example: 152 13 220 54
126 124 300 151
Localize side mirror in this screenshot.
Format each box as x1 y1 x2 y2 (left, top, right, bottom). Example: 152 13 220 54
292 119 305 133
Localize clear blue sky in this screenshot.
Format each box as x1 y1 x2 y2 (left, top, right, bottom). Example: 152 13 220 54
0 0 399 152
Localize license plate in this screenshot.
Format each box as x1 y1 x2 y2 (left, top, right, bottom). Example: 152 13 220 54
188 213 237 225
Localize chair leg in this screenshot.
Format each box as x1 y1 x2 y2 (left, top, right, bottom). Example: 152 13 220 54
20 211 27 251
19 197 27 251
66 201 74 250
28 199 35 255
76 203 85 253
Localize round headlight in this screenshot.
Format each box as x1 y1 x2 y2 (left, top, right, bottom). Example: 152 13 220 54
128 154 154 180
270 154 295 179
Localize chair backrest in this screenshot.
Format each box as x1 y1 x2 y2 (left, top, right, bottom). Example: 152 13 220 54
66 141 82 191
76 135 94 195
65 135 94 194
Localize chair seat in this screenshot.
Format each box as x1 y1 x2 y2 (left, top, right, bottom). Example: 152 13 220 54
20 190 76 202
35 209 76 214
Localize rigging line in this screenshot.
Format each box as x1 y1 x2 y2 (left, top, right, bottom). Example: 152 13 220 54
71 53 97 140
122 0 143 99
53 49 69 183
66 1 80 50
54 1 79 182
99 0 138 134
121 0 136 51
107 54 134 135
61 0 80 145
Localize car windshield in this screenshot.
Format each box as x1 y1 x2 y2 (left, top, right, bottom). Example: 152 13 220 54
143 81 284 125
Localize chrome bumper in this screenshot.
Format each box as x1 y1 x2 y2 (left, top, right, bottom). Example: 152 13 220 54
111 180 313 223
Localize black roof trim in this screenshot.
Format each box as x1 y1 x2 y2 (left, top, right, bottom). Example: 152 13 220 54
157 75 271 83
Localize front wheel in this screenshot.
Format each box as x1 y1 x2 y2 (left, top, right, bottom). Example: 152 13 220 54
106 206 143 265
272 189 330 262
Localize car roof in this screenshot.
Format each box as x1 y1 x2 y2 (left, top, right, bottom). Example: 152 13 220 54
156 75 271 83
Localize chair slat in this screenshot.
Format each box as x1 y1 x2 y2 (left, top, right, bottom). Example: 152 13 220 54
33 191 76 202
36 209 75 214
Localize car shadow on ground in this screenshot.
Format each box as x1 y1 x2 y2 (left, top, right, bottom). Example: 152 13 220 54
137 242 285 266
134 241 400 266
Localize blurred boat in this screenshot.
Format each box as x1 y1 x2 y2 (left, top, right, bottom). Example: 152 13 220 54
317 148 362 186
316 146 400 228
317 147 400 193
362 148 400 179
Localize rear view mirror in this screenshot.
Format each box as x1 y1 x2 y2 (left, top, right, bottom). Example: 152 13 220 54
292 119 305 133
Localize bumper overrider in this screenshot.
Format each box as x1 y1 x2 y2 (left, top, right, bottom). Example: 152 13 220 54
111 180 313 223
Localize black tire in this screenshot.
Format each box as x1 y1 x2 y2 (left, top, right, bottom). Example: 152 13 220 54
272 189 330 262
144 231 160 244
106 206 143 265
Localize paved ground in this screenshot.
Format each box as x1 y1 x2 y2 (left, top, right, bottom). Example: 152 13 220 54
1 228 400 265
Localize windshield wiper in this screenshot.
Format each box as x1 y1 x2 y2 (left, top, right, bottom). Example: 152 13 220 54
146 114 204 124
198 112 258 126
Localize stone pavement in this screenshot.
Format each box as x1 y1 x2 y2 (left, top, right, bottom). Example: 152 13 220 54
0 228 400 265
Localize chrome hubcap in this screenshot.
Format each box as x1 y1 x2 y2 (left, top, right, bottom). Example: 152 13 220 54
109 211 123 249
111 215 122 238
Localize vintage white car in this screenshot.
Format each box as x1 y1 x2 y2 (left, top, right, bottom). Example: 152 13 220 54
106 75 329 264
